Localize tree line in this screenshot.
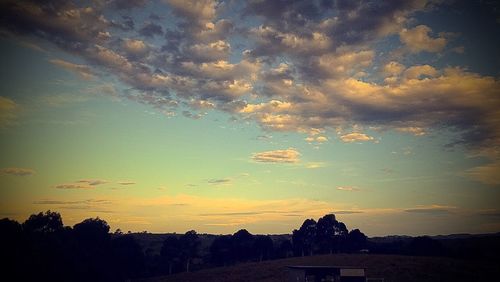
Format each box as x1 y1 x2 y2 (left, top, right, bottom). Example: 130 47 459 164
0 211 368 281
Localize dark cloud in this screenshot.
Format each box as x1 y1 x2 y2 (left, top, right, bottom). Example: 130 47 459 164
112 0 147 10
139 22 164 37
0 0 498 166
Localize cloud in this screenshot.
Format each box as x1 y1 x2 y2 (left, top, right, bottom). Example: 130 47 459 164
1 167 35 176
139 22 163 37
207 178 231 185
49 59 94 79
332 210 364 215
1 0 498 168
404 205 454 214
252 148 300 163
395 127 426 136
400 25 447 53
465 162 500 185
339 133 375 143
117 181 136 185
78 179 108 186
55 179 108 189
336 186 360 192
55 183 95 189
121 39 149 57
305 162 327 169
0 96 18 128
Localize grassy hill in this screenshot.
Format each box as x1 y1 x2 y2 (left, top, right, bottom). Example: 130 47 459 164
139 254 499 282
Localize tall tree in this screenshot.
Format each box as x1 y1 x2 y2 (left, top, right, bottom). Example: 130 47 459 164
293 219 317 256
232 229 255 262
179 230 199 272
253 235 274 262
160 236 180 275
347 229 367 252
316 214 348 254
209 235 233 266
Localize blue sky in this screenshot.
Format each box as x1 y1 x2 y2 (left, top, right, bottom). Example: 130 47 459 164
0 0 499 236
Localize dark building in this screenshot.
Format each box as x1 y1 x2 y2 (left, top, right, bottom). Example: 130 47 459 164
287 266 366 282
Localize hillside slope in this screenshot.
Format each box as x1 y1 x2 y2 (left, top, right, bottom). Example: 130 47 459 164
139 254 499 282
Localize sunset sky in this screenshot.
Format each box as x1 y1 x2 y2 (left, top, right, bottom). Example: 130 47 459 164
1 0 499 236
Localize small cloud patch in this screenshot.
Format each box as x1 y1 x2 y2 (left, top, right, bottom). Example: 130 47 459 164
252 148 300 163
1 167 35 176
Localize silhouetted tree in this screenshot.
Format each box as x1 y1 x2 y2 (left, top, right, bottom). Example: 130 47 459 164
347 229 367 252
232 229 255 262
253 235 273 261
179 230 199 272
72 217 113 281
161 236 180 274
22 211 70 281
277 239 293 258
0 218 25 279
292 219 317 256
316 214 348 254
210 235 233 266
112 235 145 279
23 210 63 233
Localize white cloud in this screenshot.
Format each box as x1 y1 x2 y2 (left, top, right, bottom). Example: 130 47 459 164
339 133 375 143
336 186 360 191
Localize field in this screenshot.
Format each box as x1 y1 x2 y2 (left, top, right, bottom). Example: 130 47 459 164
139 254 499 282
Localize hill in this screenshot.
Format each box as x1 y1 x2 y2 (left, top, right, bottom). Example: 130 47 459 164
138 253 499 282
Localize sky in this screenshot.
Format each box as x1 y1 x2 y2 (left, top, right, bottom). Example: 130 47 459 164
0 0 499 237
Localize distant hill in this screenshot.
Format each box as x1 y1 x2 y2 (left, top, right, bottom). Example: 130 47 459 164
138 253 499 282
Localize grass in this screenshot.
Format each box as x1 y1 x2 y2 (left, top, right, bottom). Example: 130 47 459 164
139 254 499 282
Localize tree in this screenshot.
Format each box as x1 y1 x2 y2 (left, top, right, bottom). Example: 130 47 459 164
0 218 24 279
160 236 180 274
293 219 317 256
253 235 273 262
347 229 367 252
209 235 233 266
232 229 255 262
23 210 63 234
277 239 293 258
73 217 110 244
112 235 145 279
316 214 348 254
179 230 199 272
72 217 113 281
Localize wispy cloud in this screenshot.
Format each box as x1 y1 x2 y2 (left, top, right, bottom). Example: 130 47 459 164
1 167 35 176
117 181 136 185
336 186 360 192
55 179 109 189
207 178 231 185
404 205 455 214
252 148 300 163
49 59 94 80
464 162 500 185
0 96 18 128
